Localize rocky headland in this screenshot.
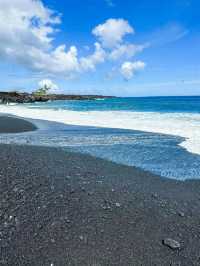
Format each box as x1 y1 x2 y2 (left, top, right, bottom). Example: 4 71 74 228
0 91 114 104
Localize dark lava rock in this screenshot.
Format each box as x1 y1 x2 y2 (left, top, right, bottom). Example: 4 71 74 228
178 211 185 217
162 238 181 250
0 91 115 104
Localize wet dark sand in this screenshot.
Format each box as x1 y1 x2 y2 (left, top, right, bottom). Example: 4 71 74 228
0 116 200 265
0 116 37 133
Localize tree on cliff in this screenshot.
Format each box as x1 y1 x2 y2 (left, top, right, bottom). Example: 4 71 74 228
33 84 50 96
33 79 59 96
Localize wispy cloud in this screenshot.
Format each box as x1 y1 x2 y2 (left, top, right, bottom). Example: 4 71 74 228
147 23 189 47
105 0 115 7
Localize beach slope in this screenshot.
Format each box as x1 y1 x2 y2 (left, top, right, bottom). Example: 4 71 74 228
0 116 200 265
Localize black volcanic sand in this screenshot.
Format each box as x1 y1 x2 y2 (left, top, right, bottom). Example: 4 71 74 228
0 118 200 265
0 116 37 133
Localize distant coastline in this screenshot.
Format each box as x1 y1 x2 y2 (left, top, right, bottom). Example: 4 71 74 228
0 91 115 104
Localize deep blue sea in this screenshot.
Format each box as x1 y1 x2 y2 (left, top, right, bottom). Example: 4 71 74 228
0 96 200 180
26 95 200 113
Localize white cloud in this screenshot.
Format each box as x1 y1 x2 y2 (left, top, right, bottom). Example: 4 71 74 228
33 45 80 74
0 1 63 71
109 43 146 61
120 61 146 80
92 18 134 48
80 42 106 71
0 1 60 51
0 1 147 81
38 79 59 93
0 0 105 77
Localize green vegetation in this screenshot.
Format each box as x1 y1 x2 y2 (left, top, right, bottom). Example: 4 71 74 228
33 84 50 96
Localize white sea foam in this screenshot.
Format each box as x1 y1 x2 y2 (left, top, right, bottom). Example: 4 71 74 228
0 104 200 155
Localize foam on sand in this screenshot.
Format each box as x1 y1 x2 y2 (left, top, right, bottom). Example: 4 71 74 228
0 104 200 155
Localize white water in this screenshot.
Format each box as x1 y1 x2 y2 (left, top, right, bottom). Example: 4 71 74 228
0 104 200 155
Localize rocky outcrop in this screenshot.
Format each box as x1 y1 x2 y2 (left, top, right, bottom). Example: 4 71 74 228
0 92 114 104
0 92 36 104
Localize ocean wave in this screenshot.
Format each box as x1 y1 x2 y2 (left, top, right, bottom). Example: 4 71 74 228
0 104 200 155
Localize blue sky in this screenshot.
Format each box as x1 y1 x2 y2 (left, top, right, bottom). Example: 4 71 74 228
0 0 199 96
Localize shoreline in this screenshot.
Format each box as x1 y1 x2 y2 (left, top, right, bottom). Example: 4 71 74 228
0 113 200 181
0 116 200 264
0 102 199 156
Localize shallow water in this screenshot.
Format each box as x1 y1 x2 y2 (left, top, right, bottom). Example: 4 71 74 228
0 117 200 180
0 96 200 180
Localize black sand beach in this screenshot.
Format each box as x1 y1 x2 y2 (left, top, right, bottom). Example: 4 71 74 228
0 116 37 133
1 116 200 265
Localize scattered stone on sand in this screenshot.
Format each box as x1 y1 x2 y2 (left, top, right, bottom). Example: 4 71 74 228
79 235 88 243
178 211 185 217
162 238 181 250
1 140 200 265
50 185 55 191
79 235 84 241
102 205 111 210
152 193 158 199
